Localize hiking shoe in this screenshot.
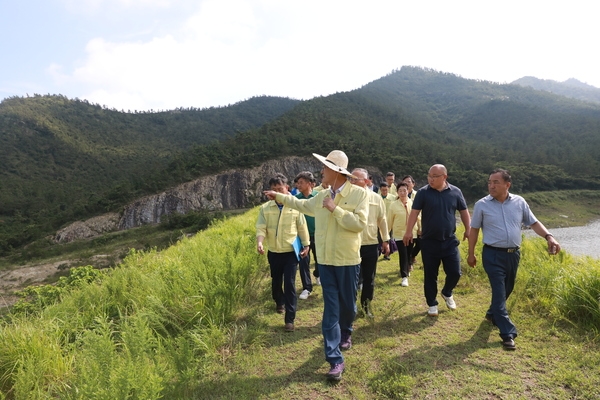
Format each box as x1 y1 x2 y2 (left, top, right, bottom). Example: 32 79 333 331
340 331 352 350
276 305 285 314
299 289 311 300
401 277 409 287
441 294 457 310
502 338 516 351
326 362 345 381
427 305 438 317
284 323 294 332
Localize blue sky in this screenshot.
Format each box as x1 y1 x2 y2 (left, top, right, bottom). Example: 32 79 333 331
1 0 598 112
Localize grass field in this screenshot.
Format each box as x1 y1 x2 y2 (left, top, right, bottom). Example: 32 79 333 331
1 193 600 399
193 245 600 399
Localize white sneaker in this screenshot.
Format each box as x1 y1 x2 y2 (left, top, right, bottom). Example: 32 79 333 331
428 305 438 317
315 277 321 286
358 283 363 291
299 289 311 300
401 277 409 287
441 294 457 310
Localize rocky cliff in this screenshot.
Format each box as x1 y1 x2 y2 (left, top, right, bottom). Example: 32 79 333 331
117 156 324 230
55 156 332 242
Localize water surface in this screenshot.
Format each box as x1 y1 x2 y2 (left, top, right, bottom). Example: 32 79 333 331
523 220 600 259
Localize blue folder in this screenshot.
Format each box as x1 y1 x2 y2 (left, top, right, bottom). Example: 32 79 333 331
292 236 303 261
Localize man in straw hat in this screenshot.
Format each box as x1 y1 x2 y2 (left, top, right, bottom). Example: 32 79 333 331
264 150 369 382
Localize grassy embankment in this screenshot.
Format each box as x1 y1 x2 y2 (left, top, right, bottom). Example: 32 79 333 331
1 193 600 399
1 189 598 276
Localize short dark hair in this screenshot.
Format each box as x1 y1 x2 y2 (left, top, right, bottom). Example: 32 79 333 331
379 182 389 188
269 173 288 187
397 182 408 189
294 171 315 184
401 175 415 184
386 172 395 177
491 169 511 183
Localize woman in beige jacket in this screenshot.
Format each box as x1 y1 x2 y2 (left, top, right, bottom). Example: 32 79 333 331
387 182 421 287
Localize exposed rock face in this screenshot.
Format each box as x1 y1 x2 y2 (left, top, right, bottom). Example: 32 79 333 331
118 156 324 229
55 156 384 243
54 213 121 243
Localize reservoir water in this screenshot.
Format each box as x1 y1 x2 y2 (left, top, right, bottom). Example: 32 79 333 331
523 219 600 259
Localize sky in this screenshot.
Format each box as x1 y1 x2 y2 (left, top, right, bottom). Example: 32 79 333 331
1 0 598 112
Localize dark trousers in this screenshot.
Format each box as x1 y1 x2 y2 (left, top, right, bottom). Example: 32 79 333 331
420 238 462 307
309 237 320 278
411 237 421 260
267 251 298 324
359 244 379 306
482 246 520 340
395 240 414 278
298 251 313 292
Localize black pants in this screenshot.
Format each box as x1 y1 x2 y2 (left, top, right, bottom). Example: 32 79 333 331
298 247 313 292
420 238 462 307
359 244 379 307
267 251 298 323
309 236 320 278
396 240 414 278
411 237 421 260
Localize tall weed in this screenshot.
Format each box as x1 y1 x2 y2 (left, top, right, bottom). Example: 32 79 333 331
0 210 267 398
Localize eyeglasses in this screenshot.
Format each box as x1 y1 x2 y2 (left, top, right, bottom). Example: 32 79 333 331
427 174 445 179
348 177 364 182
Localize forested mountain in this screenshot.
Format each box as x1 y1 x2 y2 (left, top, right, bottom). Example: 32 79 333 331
2 66 600 255
170 67 600 197
512 76 600 104
0 95 299 253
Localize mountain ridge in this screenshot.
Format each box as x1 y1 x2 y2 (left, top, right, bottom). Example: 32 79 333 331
2 66 600 254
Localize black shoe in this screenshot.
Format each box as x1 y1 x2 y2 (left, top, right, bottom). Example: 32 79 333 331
485 314 496 326
502 338 516 351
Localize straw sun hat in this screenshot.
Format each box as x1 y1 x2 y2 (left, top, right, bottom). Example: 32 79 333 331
313 150 357 179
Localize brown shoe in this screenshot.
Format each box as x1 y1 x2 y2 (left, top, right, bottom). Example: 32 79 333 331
276 305 285 314
284 323 295 332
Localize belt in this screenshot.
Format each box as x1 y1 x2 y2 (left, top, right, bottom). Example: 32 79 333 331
484 244 519 253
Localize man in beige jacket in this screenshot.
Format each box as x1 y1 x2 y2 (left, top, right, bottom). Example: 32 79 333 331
264 150 368 382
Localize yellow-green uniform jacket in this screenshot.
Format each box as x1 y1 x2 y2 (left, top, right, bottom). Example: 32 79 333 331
256 200 310 253
275 182 368 266
362 189 390 245
387 197 421 238
381 193 397 213
388 183 397 196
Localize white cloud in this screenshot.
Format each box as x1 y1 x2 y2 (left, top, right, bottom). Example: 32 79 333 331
46 0 600 111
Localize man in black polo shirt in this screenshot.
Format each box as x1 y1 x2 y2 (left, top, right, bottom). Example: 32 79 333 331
403 164 471 317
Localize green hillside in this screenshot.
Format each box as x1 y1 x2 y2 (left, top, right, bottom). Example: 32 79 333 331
0 95 299 254
512 76 600 104
170 67 600 197
3 66 600 255
1 209 599 398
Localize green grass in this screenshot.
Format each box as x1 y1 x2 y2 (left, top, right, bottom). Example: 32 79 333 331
1 208 600 399
522 189 600 227
192 240 600 399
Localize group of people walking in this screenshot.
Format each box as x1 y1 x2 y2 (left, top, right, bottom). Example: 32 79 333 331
258 149 561 381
